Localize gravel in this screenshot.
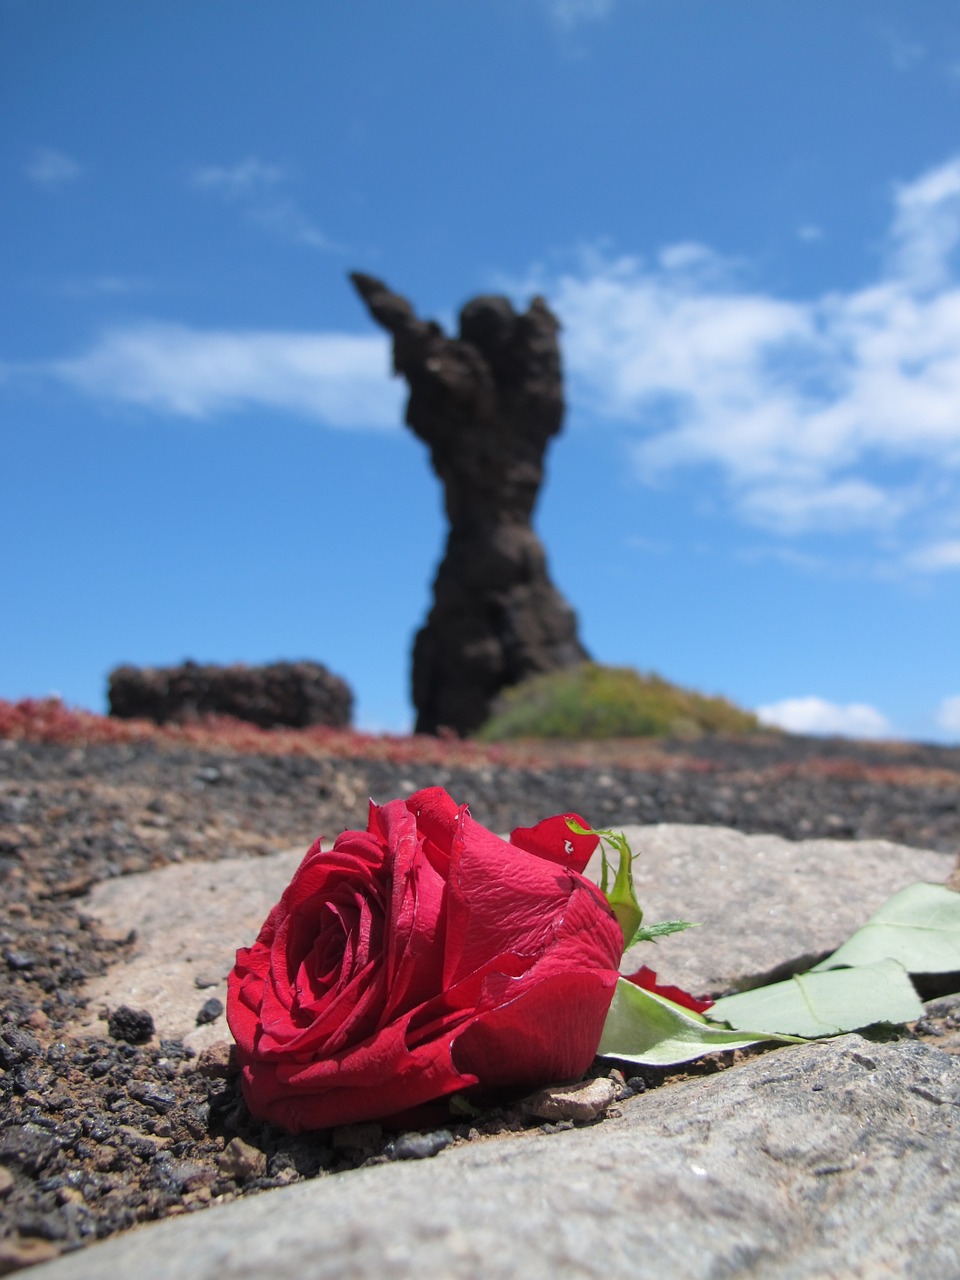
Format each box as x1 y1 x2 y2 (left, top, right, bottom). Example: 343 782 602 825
1 731 959 1270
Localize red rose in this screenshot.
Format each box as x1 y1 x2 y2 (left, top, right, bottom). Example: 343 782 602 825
227 787 622 1132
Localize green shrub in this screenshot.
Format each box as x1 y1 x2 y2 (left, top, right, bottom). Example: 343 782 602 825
476 663 761 741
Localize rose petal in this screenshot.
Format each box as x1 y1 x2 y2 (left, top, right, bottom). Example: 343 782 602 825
452 968 619 1088
239 1012 478 1133
624 964 714 1014
509 812 599 874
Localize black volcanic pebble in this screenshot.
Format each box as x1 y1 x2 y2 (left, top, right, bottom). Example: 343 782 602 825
0 1023 41 1068
107 1006 155 1044
196 997 224 1026
388 1130 454 1161
0 1122 62 1174
127 1080 177 1113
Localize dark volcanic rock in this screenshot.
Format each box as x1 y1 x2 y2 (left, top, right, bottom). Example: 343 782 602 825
108 660 353 730
107 1006 155 1045
350 272 588 736
196 998 223 1027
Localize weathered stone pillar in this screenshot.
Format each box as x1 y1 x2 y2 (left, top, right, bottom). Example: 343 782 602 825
350 272 588 736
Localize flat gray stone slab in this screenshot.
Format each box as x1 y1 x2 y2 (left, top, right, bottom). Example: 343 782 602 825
608 825 955 991
69 825 955 1046
31 1035 960 1280
71 849 305 1052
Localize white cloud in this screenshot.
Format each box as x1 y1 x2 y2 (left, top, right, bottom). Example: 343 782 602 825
26 147 81 188
191 158 285 196
191 156 339 251
58 275 152 299
797 224 824 243
937 696 960 734
516 154 960 546
735 545 827 572
739 480 904 534
51 324 402 428
756 696 892 739
902 540 960 573
657 241 716 271
246 201 340 252
543 0 614 29
877 26 926 72
888 158 960 287
624 534 668 554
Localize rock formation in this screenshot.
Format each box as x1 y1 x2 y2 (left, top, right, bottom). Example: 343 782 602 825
350 272 588 736
107 660 353 729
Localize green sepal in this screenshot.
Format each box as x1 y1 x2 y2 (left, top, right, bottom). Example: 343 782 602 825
568 820 643 948
626 919 699 947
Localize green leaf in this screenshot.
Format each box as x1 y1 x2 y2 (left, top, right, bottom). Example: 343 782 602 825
597 977 798 1066
627 919 699 946
810 882 960 975
707 958 923 1038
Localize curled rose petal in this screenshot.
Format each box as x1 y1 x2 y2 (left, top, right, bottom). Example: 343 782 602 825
623 965 714 1014
509 812 599 874
227 789 622 1132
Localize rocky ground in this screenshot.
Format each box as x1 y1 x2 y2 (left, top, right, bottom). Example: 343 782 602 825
2 719 960 1273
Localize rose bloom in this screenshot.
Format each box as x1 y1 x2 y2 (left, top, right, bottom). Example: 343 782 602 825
227 787 623 1132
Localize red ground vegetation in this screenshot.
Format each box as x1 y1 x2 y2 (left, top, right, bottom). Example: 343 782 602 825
0 697 684 770
3 697 957 787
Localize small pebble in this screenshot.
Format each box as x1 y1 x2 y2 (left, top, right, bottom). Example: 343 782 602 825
0 1124 62 1175
524 1077 618 1123
388 1130 454 1161
196 997 224 1026
107 1006 155 1045
194 1041 238 1079
128 1081 177 1114
218 1137 267 1181
0 1024 41 1068
540 1120 575 1135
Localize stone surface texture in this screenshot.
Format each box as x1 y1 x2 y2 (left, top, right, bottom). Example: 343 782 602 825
69 851 305 1052
350 272 588 735
108 660 353 729
600 824 956 994
31 1035 960 1280
67 824 954 1050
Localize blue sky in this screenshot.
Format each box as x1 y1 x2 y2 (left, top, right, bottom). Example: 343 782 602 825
3 0 960 741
